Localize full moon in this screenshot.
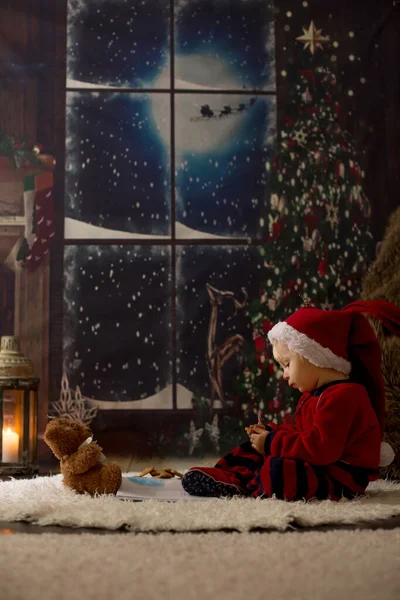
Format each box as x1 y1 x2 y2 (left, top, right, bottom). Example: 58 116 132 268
150 55 248 153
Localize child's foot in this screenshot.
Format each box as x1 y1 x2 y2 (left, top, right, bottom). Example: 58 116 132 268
182 467 244 498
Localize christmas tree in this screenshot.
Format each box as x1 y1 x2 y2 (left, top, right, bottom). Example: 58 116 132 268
236 38 375 426
155 24 376 458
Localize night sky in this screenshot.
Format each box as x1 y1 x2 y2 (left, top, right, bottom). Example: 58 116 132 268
175 94 275 237
66 0 276 240
175 0 275 90
63 245 172 402
65 90 275 239
67 0 170 88
67 0 275 90
65 92 171 236
64 0 276 410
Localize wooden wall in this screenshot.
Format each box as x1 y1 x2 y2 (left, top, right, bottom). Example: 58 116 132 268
0 0 399 460
0 0 66 460
13 258 50 452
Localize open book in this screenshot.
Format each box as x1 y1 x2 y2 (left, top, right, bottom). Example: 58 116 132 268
117 475 216 502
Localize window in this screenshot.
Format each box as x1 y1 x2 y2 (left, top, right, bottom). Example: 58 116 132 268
64 0 276 415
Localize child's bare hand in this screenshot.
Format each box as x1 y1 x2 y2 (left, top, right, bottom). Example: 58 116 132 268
245 423 266 436
250 428 269 455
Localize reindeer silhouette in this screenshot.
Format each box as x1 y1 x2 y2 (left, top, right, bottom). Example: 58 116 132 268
206 283 248 408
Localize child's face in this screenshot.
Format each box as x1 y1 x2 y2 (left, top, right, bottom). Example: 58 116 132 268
273 341 320 393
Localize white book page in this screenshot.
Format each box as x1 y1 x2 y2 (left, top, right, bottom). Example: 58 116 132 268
117 476 216 502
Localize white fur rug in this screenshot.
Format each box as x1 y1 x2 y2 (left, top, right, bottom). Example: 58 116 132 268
1 474 400 532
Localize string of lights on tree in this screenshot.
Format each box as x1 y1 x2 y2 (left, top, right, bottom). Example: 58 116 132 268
234 19 375 428
156 16 377 456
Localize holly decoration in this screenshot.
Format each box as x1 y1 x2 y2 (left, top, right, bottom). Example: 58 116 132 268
235 51 375 423
0 128 43 168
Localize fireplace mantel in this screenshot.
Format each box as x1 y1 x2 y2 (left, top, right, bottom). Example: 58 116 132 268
0 155 55 459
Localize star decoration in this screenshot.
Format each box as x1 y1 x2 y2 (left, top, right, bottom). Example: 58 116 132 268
184 421 204 455
325 201 340 230
296 21 330 55
205 414 220 453
299 296 314 308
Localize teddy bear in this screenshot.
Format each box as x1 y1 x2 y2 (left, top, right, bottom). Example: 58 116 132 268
43 417 122 495
362 207 400 481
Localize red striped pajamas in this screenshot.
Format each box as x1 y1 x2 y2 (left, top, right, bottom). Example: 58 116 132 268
183 381 381 501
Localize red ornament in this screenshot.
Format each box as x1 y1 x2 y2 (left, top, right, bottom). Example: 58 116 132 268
256 353 267 369
304 214 319 233
272 222 281 239
254 336 266 353
318 259 328 277
262 318 273 334
306 107 319 116
268 398 282 413
301 69 316 86
268 363 275 375
351 166 361 183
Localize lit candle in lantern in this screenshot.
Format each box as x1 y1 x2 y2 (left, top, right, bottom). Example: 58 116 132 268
2 428 19 463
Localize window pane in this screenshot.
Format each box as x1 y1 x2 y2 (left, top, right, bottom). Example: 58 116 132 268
65 92 171 238
63 245 172 408
175 94 276 238
67 0 170 89
176 245 263 408
175 0 275 91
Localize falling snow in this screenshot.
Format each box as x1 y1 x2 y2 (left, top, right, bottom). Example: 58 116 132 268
64 245 171 402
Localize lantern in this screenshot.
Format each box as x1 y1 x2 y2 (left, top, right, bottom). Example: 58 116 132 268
0 336 39 475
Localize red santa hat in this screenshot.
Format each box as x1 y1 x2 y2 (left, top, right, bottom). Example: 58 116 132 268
267 299 400 467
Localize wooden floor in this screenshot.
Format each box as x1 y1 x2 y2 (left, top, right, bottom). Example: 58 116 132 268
1 516 400 536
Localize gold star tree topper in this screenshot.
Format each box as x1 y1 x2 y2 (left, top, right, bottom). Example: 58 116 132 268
296 21 330 55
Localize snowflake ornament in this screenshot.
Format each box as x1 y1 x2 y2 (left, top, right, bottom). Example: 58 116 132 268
293 128 308 146
325 201 340 229
205 414 220 453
